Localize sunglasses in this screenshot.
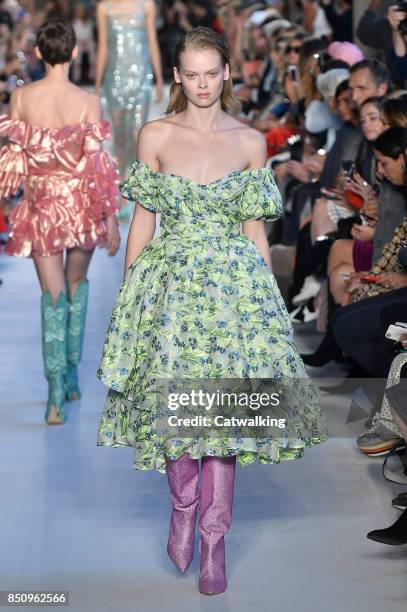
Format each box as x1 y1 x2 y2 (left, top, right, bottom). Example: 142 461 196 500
287 46 301 54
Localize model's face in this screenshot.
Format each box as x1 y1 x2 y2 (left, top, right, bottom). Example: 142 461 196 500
174 48 229 108
349 68 387 108
375 150 405 185
360 103 385 141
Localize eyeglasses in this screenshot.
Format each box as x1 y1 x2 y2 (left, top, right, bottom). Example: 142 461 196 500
287 46 301 54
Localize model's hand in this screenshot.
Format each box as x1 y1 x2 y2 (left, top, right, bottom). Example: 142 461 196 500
106 215 120 256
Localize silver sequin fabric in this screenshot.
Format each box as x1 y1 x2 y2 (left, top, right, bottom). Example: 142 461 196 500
101 0 154 175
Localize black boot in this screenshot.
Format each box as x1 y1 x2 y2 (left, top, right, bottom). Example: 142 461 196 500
320 362 372 394
301 290 344 367
367 508 407 545
301 324 343 367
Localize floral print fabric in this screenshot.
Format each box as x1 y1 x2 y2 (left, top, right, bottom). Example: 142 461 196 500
97 160 328 473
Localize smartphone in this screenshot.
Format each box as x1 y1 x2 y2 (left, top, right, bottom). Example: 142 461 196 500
288 64 298 82
360 274 382 284
341 160 353 173
386 324 407 342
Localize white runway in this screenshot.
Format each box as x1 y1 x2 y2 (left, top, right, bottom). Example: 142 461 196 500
1 227 406 612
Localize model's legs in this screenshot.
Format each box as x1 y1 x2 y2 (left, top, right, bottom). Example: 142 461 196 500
165 453 200 572
110 107 127 179
64 247 94 400
198 455 237 595
32 252 68 424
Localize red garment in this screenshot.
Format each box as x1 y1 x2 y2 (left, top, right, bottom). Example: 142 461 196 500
265 126 298 158
0 116 120 258
0 206 7 233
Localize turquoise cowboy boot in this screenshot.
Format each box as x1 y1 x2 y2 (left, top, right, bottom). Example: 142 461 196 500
41 291 68 424
65 280 89 401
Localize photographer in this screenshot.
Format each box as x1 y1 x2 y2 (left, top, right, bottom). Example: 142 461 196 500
357 1 407 86
388 3 407 81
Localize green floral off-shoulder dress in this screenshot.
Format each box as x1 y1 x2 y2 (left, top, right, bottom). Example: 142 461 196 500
96 160 328 473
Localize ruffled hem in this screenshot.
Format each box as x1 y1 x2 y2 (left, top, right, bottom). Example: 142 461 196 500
5 195 109 257
97 434 328 474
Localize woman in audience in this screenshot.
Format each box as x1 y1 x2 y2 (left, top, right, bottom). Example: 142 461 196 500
326 96 386 306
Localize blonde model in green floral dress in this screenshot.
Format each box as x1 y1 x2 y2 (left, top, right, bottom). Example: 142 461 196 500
96 158 328 473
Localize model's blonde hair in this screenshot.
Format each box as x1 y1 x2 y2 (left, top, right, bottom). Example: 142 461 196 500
166 27 241 116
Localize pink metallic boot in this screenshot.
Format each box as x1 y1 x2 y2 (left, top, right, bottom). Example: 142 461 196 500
198 455 237 595
165 453 200 572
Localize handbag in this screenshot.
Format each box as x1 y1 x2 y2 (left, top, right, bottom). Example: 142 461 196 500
382 379 407 484
385 379 407 424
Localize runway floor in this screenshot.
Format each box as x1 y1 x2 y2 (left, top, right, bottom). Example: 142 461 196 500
1 224 406 612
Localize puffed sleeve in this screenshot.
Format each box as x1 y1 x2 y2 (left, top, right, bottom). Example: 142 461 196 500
0 115 28 200
238 167 283 222
80 120 120 217
119 159 159 212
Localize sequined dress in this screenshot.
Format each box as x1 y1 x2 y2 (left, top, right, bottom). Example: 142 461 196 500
101 0 154 176
96 160 328 474
0 115 119 257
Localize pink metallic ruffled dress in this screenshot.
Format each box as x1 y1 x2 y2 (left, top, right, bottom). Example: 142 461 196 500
0 115 120 257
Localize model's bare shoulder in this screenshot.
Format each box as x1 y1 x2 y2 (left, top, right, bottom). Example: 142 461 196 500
9 82 38 118
84 91 102 122
137 119 168 169
140 118 174 146
239 126 268 168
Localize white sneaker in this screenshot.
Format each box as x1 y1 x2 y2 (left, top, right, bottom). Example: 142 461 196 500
289 303 318 324
292 275 322 306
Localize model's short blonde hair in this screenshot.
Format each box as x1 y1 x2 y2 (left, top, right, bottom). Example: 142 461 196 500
166 27 241 116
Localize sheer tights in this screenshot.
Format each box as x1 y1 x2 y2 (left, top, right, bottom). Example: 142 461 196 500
32 247 94 302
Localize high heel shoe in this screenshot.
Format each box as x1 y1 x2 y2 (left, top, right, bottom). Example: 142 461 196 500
41 291 68 424
66 280 89 401
165 453 199 572
198 455 236 595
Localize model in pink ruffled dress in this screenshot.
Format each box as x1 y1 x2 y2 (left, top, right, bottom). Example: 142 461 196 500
0 18 121 425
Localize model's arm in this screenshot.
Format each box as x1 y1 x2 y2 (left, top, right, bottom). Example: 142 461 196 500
95 1 108 95
241 131 272 272
145 0 164 102
9 86 22 119
124 123 158 274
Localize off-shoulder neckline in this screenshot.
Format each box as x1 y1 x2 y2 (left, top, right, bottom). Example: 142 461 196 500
131 158 270 188
0 114 108 133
